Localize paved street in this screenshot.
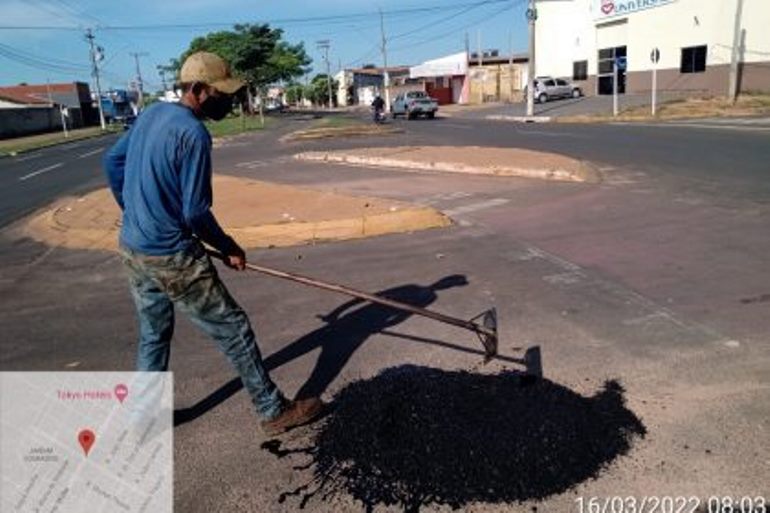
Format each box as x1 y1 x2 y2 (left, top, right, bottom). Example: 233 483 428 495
1 115 769 511
0 134 118 227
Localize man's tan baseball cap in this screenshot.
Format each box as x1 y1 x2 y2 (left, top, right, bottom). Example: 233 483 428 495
179 52 245 94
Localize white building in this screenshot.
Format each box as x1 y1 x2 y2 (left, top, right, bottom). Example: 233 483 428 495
534 0 770 96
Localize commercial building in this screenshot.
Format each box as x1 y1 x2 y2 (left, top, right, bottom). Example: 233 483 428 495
335 66 410 107
534 0 770 96
409 51 530 104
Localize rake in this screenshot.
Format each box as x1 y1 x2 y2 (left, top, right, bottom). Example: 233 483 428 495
208 250 498 362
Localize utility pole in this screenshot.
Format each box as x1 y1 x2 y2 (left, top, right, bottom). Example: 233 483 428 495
465 32 471 104
477 29 483 103
316 40 333 109
46 79 68 138
130 51 149 109
509 31 514 102
157 66 168 92
612 58 619 117
379 9 391 113
728 0 744 103
85 28 106 130
526 0 537 117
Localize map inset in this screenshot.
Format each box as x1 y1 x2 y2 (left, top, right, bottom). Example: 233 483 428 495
1 372 173 513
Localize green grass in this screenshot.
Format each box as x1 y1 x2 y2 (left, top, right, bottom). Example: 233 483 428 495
0 125 121 157
310 116 364 129
205 114 267 138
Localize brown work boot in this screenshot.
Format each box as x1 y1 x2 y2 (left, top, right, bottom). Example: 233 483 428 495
261 397 324 436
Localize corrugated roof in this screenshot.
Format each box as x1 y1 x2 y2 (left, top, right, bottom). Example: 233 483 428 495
0 83 82 106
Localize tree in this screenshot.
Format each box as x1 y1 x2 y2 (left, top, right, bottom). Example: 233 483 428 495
306 74 337 107
180 24 311 92
284 82 306 106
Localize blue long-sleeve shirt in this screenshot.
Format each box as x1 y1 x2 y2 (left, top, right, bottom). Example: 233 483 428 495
103 102 237 256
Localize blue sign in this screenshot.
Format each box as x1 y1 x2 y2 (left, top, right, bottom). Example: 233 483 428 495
615 57 627 71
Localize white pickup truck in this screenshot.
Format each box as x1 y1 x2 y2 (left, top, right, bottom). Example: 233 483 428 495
391 91 439 120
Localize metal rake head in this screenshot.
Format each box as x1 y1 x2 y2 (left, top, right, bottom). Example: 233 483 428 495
475 308 498 363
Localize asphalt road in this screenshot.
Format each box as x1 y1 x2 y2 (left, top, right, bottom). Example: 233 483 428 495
1 115 769 511
0 134 119 228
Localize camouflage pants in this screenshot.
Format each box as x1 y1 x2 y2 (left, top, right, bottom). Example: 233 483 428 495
120 241 285 420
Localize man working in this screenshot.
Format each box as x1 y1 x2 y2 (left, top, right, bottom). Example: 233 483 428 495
104 51 322 436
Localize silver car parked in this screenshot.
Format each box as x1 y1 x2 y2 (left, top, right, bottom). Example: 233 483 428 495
391 91 439 119
525 76 583 104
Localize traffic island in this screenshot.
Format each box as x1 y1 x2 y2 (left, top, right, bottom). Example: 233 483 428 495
283 124 401 141
17 175 451 252
295 146 601 183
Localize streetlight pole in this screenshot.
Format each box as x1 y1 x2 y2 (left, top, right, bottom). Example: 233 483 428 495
526 0 537 117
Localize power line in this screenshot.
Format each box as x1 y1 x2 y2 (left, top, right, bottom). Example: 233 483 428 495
390 3 516 53
0 42 90 71
390 0 498 42
0 0 513 31
49 0 106 27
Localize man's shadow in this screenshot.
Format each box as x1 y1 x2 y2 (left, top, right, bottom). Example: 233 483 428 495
175 275 468 426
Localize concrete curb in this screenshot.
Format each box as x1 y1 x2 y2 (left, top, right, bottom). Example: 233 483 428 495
295 150 600 183
16 183 452 252
229 207 451 248
485 115 553 123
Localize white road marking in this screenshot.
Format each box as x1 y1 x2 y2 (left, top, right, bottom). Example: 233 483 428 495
14 153 43 162
19 162 63 181
522 243 727 340
515 128 585 138
235 156 290 169
443 198 509 216
76 147 104 159
611 121 770 132
542 272 584 285
441 123 473 130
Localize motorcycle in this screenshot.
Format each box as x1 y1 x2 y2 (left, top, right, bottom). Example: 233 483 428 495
372 107 386 124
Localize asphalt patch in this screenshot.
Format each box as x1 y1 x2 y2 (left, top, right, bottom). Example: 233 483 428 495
264 365 646 511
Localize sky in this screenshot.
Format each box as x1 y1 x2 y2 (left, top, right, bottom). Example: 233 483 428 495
0 0 530 92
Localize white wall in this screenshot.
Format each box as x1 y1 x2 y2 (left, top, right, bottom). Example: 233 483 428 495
535 0 770 77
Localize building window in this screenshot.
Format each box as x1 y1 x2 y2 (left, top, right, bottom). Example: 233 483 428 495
681 45 707 73
573 60 588 81
597 46 627 95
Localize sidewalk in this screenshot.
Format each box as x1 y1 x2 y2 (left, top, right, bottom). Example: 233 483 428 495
0 126 119 157
18 175 450 251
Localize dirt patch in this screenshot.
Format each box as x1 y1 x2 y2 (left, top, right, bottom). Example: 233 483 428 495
559 94 770 123
263 365 646 511
297 146 600 183
17 175 450 251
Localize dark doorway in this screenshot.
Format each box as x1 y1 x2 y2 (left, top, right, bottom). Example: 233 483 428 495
597 45 627 95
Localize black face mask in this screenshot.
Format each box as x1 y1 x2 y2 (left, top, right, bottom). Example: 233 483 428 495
201 94 232 121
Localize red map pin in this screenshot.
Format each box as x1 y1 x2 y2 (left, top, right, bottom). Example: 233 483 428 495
78 429 95 457
114 384 128 404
